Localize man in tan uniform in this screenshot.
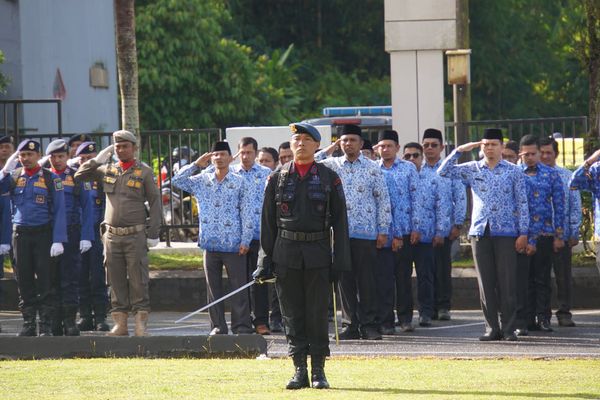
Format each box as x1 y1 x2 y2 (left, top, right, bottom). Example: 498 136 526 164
75 130 161 336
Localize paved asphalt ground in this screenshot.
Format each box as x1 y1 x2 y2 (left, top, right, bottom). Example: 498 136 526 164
1 309 599 358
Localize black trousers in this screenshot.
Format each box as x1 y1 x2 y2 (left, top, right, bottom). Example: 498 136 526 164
434 237 453 311
12 224 53 314
247 240 270 327
339 238 379 330
515 253 531 330
528 236 554 321
471 235 518 336
547 245 573 320
276 265 330 357
375 247 397 328
396 238 435 322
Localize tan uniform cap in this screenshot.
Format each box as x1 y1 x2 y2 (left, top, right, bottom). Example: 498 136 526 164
112 130 137 144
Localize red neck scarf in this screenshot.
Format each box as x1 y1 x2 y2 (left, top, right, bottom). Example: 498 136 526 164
51 168 66 175
119 160 135 171
294 162 312 178
25 165 41 177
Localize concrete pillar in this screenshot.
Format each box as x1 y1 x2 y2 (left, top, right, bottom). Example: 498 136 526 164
385 0 457 144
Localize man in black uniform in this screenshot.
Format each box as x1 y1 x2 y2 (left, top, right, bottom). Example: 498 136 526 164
254 122 351 390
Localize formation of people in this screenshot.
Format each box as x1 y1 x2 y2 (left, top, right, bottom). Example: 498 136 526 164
0 122 595 390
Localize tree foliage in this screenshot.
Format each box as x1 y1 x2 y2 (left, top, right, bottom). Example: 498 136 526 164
0 50 9 93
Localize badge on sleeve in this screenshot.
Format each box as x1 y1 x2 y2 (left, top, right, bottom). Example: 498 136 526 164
53 178 64 191
84 182 92 190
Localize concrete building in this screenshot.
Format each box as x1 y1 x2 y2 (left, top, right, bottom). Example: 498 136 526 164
0 0 118 135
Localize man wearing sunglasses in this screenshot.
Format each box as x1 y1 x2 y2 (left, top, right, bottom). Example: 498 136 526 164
400 142 452 328
421 129 467 322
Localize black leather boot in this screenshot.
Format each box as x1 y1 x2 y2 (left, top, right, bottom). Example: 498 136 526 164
310 355 330 389
286 353 309 390
93 304 110 332
77 304 95 331
52 307 64 336
18 309 37 337
63 305 80 336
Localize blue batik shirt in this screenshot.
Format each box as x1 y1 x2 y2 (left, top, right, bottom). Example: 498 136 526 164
422 159 467 234
520 162 566 245
413 164 453 243
378 158 419 247
316 151 391 240
172 164 253 252
570 163 600 238
438 150 529 238
554 165 581 240
231 163 270 241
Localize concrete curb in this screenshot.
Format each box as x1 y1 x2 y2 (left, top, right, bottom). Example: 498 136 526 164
0 335 267 360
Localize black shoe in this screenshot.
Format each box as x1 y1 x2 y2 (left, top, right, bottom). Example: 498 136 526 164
77 305 95 331
479 331 502 341
63 306 80 336
558 317 576 327
503 333 518 341
310 355 330 389
380 325 396 335
360 327 382 340
286 354 309 390
399 322 414 332
515 328 528 337
93 304 110 331
337 326 360 340
233 327 255 335
209 327 227 336
419 315 432 327
18 322 37 337
538 319 553 332
270 320 283 333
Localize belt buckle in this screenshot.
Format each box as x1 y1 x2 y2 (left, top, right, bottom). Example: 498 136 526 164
117 227 125 235
297 232 306 241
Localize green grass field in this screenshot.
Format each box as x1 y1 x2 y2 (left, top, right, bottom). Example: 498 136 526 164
1 358 599 399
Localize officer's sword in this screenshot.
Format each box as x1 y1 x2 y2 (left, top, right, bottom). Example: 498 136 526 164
174 278 276 324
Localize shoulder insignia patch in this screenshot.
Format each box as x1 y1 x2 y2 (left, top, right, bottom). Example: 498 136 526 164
54 178 64 191
84 182 92 190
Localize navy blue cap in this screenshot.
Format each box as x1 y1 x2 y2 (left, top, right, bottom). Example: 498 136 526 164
0 135 13 145
68 133 93 146
45 139 68 155
338 124 362 137
75 141 97 156
290 122 321 141
17 139 41 153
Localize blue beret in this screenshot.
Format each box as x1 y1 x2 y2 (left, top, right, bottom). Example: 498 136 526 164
76 141 97 156
45 139 68 155
290 122 321 141
0 135 13 145
338 124 362 137
17 139 41 153
68 133 93 146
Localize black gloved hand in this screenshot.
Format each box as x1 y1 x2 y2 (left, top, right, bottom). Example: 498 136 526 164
252 265 274 283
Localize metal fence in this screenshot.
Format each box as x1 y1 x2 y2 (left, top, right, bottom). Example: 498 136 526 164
444 116 589 166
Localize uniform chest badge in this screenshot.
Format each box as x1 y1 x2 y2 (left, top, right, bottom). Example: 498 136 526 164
63 175 75 186
35 194 45 204
34 177 47 189
134 168 143 177
104 176 117 184
53 178 64 191
16 177 26 187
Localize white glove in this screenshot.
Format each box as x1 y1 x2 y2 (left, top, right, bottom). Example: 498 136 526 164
50 242 64 257
67 157 80 168
38 155 51 167
93 145 114 164
147 238 159 248
79 240 92 254
1 152 19 175
0 244 10 255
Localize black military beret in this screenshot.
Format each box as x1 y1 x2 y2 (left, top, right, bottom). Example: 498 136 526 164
423 128 443 142
0 135 13 145
17 139 41 153
378 130 398 143
68 133 93 146
290 122 321 142
338 124 362 137
45 139 69 155
75 141 97 156
483 128 503 141
211 141 231 154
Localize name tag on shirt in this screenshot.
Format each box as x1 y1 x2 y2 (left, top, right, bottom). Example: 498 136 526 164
35 195 45 204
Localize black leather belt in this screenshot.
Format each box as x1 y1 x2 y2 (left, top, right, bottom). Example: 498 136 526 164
14 223 51 233
280 229 328 242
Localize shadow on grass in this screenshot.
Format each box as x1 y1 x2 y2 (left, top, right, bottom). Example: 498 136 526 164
331 387 599 399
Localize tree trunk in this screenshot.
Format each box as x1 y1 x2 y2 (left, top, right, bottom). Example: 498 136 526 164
586 0 600 155
114 0 140 142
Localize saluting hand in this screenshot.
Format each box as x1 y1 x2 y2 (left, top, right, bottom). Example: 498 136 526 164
456 141 482 153
1 152 19 175
324 139 341 155
94 145 114 164
195 152 213 168
585 148 600 167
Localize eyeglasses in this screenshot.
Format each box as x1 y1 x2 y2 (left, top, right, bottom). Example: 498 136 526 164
403 153 421 160
422 143 439 148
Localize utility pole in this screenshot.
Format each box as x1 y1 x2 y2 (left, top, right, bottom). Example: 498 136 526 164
455 0 471 152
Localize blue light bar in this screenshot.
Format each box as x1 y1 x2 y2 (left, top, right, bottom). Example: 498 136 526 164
322 106 392 117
